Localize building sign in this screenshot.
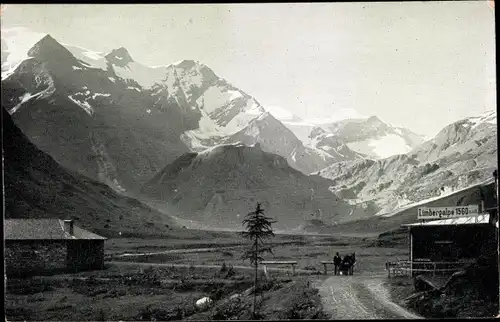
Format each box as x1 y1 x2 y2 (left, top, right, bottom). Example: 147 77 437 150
417 205 480 220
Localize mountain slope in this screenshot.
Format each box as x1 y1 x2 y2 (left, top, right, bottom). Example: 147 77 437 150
149 60 334 174
224 112 335 174
2 35 196 193
2 31 336 185
315 180 496 235
321 116 425 159
409 110 496 164
140 144 366 230
307 126 366 163
2 107 179 237
282 112 423 162
318 111 497 218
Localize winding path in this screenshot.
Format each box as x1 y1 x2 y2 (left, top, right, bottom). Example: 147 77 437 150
315 273 423 319
109 244 421 319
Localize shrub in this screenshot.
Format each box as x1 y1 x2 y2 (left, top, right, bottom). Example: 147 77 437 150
211 297 254 320
220 262 227 273
282 287 327 320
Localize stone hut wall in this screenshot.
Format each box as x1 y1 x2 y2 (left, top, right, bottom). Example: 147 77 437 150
67 240 105 272
5 240 67 276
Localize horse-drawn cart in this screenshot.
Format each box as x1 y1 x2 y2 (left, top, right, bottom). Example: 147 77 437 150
339 253 356 276
338 262 352 275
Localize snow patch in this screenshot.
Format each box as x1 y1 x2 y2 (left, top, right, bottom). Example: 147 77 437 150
227 90 242 101
72 66 83 71
348 134 411 159
222 108 262 135
113 62 166 88
196 109 220 136
64 44 107 69
291 148 297 162
319 145 333 151
2 58 35 80
1 27 46 74
468 110 497 129
92 93 111 99
68 95 94 116
9 92 43 114
127 86 141 92
108 77 116 83
197 86 241 115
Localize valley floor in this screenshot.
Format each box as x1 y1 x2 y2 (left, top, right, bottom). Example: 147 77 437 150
5 233 413 321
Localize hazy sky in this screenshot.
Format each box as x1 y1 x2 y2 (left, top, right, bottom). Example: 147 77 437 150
1 2 496 137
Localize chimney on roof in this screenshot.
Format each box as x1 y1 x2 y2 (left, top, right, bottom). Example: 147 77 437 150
63 220 74 235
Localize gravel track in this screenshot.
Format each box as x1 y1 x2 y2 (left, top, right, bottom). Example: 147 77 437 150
316 274 423 319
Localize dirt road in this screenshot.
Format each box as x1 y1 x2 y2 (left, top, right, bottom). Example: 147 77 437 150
315 273 423 319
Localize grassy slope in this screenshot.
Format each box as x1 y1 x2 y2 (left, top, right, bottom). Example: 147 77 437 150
3 107 182 238
140 144 363 231
186 277 328 320
5 263 326 321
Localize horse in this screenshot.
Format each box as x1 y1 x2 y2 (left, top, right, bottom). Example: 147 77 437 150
340 253 356 275
339 254 352 275
350 253 356 275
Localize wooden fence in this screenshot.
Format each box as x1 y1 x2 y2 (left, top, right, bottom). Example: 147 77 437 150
386 260 474 278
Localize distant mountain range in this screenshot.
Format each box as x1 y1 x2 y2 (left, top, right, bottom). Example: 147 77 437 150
2 27 497 231
273 112 426 160
317 110 497 217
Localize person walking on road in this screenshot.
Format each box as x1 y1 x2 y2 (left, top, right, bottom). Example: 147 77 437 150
333 252 341 275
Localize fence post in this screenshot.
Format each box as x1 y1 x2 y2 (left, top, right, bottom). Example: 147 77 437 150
433 263 436 276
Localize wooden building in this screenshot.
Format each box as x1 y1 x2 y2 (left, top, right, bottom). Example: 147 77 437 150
5 219 107 276
402 214 496 263
400 181 498 275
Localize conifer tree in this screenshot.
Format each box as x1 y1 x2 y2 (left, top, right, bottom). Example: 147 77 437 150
241 202 276 319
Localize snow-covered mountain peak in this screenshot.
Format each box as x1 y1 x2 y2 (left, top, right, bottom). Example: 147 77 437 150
105 47 134 67
172 59 203 69
466 109 497 127
366 115 385 125
309 126 328 139
27 34 75 63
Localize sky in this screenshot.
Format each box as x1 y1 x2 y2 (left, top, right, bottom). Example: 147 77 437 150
0 2 496 137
